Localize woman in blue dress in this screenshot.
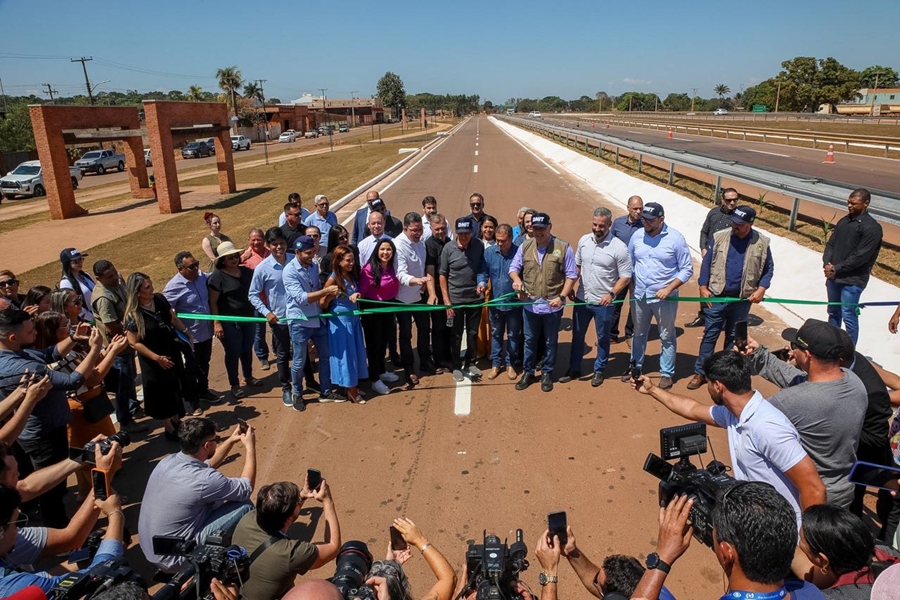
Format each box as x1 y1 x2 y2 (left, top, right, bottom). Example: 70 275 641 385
322 246 368 403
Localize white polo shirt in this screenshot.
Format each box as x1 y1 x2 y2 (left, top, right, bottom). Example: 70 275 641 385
574 233 632 302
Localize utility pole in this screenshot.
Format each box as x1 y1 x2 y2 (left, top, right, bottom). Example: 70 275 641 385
690 88 697 112
0 78 7 118
71 57 95 105
319 88 333 152
774 80 782 113
349 90 358 127
42 83 58 103
257 79 269 165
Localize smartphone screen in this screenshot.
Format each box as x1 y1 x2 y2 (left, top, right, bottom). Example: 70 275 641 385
306 468 322 492
849 461 900 492
92 469 109 501
547 511 567 546
734 321 749 350
389 526 408 551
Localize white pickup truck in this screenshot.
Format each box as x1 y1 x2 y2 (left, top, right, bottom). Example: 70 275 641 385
230 135 251 151
74 149 126 175
0 160 83 200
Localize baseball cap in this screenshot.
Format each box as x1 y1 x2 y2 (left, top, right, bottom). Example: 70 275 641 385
60 248 89 262
780 319 845 359
531 213 551 228
641 203 664 219
294 236 316 251
370 198 386 212
455 218 474 233
730 206 757 225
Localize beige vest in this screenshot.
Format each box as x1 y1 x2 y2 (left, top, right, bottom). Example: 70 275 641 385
708 228 770 298
521 237 569 300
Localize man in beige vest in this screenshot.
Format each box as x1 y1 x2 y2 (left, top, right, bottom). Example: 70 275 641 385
687 205 774 389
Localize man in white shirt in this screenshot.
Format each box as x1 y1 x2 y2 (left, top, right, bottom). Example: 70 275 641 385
421 196 452 242
358 211 393 266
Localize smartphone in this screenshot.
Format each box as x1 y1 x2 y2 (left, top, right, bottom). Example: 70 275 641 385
734 321 749 351
389 526 408 551
306 468 322 492
237 418 249 434
630 367 642 381
92 468 110 501
848 461 900 492
547 511 567 546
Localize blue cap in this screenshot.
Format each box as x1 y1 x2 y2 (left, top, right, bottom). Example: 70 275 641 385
455 218 474 233
294 236 316 251
730 205 756 225
641 203 664 219
531 212 551 228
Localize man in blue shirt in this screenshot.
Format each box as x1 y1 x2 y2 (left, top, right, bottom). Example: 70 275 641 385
609 196 644 343
249 228 294 406
283 236 343 411
303 195 338 242
688 206 773 390
478 224 521 381
627 202 693 390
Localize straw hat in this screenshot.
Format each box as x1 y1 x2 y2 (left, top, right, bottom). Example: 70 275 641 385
214 241 242 259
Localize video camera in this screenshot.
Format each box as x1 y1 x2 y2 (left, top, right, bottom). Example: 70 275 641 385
151 532 249 600
49 556 145 599
642 423 735 547
72 431 131 465
329 541 377 600
463 529 529 600
63 527 132 567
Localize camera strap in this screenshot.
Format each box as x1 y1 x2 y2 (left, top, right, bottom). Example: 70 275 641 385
249 534 283 564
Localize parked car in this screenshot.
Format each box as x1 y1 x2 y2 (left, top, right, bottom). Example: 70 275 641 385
144 149 152 167
0 160 82 200
278 131 296 143
74 149 126 175
713 108 728 116
338 123 349 133
182 141 211 159
304 130 318 139
231 135 251 151
196 137 216 154
529 111 543 119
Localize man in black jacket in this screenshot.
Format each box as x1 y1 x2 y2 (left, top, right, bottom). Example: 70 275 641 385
823 188 882 345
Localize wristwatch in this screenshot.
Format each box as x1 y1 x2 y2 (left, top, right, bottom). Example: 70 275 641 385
539 572 559 586
645 552 671 574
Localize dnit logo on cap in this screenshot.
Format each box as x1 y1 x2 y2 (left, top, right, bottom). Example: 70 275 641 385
455 218 474 233
641 203 664 219
531 213 551 228
730 205 757 225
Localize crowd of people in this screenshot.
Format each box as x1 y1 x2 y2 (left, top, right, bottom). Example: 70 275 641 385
0 183 898 599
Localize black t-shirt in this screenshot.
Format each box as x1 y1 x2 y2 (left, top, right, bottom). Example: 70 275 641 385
207 267 255 317
426 236 449 303
851 351 893 450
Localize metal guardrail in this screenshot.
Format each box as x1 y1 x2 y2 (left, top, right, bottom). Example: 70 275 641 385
557 111 900 126
501 116 900 227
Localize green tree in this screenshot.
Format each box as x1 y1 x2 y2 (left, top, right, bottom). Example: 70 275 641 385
482 100 494 112
776 56 860 111
243 81 263 103
188 85 203 102
859 65 899 88
595 91 609 111
714 84 731 100
0 103 35 153
616 92 658 111
216 66 243 122
376 72 406 119
663 93 692 111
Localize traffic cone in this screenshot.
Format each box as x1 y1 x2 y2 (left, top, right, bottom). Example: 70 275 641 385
823 144 835 164
666 128 673 139
605 121 610 129
591 123 595 129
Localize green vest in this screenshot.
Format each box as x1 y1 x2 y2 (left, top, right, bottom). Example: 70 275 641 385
708 228 770 298
521 237 570 300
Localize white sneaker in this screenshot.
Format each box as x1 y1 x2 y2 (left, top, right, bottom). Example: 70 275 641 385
372 380 391 395
466 365 482 378
379 372 399 383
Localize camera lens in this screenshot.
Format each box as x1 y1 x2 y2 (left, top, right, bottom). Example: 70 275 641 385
329 541 373 600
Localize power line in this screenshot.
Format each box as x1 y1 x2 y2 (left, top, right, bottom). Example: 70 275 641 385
41 83 58 102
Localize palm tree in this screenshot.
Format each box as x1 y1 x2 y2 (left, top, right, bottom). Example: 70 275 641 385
216 66 243 122
187 85 203 102
714 84 731 100
243 81 263 103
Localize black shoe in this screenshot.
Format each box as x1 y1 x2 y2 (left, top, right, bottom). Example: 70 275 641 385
200 389 224 404
559 370 581 383
515 373 535 391
685 315 705 328
292 397 306 412
319 390 347 403
541 373 554 392
591 372 605 387
282 390 293 406
421 361 437 375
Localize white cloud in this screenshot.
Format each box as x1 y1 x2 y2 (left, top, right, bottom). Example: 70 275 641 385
623 78 652 85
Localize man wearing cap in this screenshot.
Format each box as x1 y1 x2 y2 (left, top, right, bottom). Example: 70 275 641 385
743 319 868 507
687 205 773 390
626 202 693 390
439 218 486 382
823 187 883 345
509 212 578 393
282 236 344 410
358 211 393 266
464 193 495 240
610 196 644 343
303 195 338 242
352 190 392 245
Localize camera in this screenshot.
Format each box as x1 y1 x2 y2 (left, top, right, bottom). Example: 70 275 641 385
329 541 377 600
642 423 735 547
464 530 529 600
151 532 249 600
49 557 144 599
77 431 131 465
65 527 133 567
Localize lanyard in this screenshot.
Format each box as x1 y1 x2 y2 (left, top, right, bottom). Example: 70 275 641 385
720 588 787 600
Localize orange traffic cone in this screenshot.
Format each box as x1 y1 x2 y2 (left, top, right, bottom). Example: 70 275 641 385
605 121 610 129
591 123 595 129
666 128 673 139
823 144 835 164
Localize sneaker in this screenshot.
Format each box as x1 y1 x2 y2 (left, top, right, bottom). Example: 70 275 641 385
515 373 535 391
121 421 149 434
282 390 293 406
372 380 391 395
487 367 502 380
200 390 224 404
541 373 554 393
190 406 203 416
292 398 306 412
245 378 264 387
466 365 482 379
319 391 347 403
260 358 271 371
591 372 605 387
658 376 674 390
379 372 400 383
559 370 581 383
686 374 707 390
507 365 518 380
452 370 465 382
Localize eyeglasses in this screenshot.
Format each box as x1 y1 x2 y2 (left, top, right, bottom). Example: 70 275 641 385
181 263 200 271
470 203 483 208
316 202 329 207
0 279 17 287
6 514 28 528
723 197 738 203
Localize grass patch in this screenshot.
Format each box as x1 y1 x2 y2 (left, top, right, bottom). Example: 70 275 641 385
18 143 405 290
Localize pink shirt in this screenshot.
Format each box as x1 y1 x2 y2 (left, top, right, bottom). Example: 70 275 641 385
242 248 270 270
359 263 400 301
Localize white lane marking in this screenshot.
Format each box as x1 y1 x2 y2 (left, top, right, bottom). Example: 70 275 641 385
476 142 479 146
454 378 473 415
627 131 642 134
475 150 479 156
494 120 561 175
473 165 478 173
746 148 791 158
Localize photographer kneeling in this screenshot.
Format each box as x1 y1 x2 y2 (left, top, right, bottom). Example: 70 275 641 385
366 518 456 600
232 477 341 600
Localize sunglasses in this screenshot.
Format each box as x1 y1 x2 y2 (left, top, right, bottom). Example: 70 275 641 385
470 203 483 208
0 279 18 287
181 263 200 271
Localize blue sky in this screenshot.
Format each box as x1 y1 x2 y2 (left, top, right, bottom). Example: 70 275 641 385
0 0 895 104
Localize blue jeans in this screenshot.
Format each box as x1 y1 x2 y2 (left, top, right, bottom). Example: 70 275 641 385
253 311 270 360
112 353 139 424
198 500 254 543
221 321 255 387
631 298 678 378
570 302 615 374
290 322 331 395
825 280 864 346
694 299 752 375
489 307 522 368
523 309 562 374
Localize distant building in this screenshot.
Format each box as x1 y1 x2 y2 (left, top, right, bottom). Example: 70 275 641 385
290 93 385 125
849 87 900 104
